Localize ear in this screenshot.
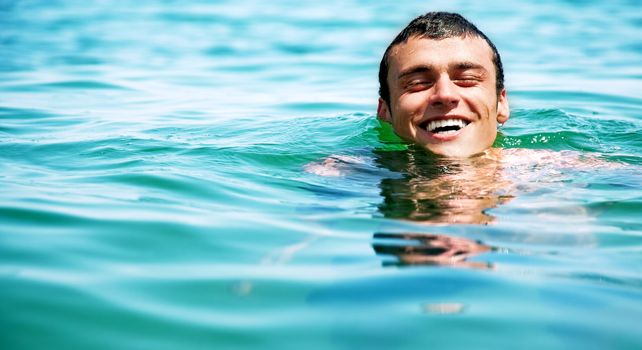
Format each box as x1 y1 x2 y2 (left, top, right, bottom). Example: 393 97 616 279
377 97 392 123
496 89 510 124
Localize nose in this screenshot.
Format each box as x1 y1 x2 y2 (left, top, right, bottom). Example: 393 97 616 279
429 76 459 108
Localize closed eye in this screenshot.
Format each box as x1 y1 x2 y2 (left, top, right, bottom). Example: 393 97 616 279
453 78 479 87
452 69 485 87
405 79 433 92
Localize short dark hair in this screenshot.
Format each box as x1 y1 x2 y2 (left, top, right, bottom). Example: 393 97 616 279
378 12 504 107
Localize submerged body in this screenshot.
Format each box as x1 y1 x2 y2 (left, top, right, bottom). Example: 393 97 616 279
305 147 620 225
305 147 621 266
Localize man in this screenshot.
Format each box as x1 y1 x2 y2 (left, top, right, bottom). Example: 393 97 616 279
377 12 509 157
304 12 613 177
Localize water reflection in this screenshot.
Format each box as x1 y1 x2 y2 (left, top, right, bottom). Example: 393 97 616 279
372 147 510 267
373 232 494 269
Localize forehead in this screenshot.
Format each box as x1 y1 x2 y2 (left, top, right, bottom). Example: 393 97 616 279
387 35 495 77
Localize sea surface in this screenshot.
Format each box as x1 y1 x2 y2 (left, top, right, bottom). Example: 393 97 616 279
2 1 642 349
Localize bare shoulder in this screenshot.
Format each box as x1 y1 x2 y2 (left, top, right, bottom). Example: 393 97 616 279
304 155 369 177
495 148 625 170
305 148 626 178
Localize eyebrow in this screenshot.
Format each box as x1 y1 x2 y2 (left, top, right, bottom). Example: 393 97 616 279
453 61 487 72
397 65 433 80
396 61 488 80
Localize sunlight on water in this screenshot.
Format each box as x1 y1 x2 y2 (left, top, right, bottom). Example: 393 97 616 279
1 1 642 349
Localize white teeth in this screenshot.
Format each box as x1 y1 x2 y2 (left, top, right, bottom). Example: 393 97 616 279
426 119 468 133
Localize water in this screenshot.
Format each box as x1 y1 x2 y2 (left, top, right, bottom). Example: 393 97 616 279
1 1 642 349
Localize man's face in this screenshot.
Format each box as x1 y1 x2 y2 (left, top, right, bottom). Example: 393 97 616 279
378 35 509 157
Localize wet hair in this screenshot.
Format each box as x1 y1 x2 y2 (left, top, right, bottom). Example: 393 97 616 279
378 12 504 107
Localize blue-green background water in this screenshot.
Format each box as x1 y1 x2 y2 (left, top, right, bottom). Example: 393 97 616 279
2 1 642 349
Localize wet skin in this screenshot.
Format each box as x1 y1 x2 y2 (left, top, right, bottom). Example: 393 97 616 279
377 35 510 157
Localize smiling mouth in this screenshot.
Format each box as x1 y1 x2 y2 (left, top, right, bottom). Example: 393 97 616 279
421 119 470 135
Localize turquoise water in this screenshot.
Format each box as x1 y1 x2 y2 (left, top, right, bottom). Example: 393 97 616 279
2 1 642 349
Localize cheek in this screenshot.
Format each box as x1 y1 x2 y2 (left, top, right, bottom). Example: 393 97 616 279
396 95 426 120
467 93 497 120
